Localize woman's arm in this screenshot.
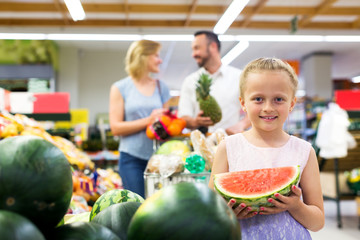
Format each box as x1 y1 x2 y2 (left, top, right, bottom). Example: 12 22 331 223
109 85 165 136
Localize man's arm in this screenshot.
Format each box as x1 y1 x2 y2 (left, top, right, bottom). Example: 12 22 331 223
225 113 251 135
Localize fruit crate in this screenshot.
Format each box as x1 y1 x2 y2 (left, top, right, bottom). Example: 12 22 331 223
144 172 211 198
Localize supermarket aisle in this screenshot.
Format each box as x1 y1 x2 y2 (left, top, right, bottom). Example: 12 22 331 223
310 200 359 239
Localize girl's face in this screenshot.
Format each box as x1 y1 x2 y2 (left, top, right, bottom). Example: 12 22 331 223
147 51 162 73
240 70 296 133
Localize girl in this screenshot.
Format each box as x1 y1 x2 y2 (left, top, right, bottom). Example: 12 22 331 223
109 40 171 198
209 57 324 239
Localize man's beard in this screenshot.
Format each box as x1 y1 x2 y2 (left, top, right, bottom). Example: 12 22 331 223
196 49 211 68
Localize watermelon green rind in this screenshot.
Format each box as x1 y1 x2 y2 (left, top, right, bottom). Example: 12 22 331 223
53 221 121 240
214 166 300 211
92 202 141 240
89 189 144 221
0 210 46 240
127 182 241 240
0 135 73 232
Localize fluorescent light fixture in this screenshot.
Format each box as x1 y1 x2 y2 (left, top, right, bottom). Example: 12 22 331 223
47 34 141 41
0 33 46 40
64 0 86 21
352 76 360 83
221 40 249 65
213 0 250 34
325 36 360 42
238 35 324 42
1 33 360 43
143 35 194 41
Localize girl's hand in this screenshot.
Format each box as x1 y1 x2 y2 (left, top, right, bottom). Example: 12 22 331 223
259 185 302 215
227 199 258 220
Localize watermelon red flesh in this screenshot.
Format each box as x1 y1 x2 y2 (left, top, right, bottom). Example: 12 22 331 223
214 166 300 210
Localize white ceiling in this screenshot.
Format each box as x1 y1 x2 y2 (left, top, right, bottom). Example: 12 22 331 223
1 0 360 90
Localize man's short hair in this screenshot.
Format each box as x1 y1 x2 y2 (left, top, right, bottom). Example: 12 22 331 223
194 30 221 51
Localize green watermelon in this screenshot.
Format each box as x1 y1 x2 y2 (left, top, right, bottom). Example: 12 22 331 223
90 189 144 221
127 182 241 240
0 135 73 233
92 202 141 240
214 165 300 211
0 210 46 240
53 222 120 240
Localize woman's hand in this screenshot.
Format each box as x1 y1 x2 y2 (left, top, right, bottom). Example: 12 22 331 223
227 199 258 220
259 185 302 215
148 108 168 125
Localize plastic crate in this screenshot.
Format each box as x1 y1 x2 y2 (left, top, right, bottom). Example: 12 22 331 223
144 172 211 198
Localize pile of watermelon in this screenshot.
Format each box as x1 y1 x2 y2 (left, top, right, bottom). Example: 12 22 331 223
0 135 301 239
0 135 146 239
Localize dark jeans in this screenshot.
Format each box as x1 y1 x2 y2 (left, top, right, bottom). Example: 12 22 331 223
119 151 148 198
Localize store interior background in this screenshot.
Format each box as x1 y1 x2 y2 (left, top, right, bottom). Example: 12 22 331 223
1 1 360 237
1 0 360 125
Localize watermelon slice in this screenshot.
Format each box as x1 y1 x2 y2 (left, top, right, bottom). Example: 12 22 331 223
214 166 300 211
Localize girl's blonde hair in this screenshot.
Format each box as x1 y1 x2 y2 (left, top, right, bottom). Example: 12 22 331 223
125 40 161 80
240 57 298 99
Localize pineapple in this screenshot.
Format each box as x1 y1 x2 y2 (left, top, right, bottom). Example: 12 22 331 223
195 73 222 124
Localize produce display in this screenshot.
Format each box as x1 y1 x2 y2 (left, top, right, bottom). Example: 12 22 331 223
0 210 46 240
127 182 241 240
345 167 360 195
196 73 222 124
0 111 94 170
0 110 247 239
0 135 73 234
92 202 142 240
89 189 144 221
214 166 300 211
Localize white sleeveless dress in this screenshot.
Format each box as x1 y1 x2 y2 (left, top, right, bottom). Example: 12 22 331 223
225 133 312 240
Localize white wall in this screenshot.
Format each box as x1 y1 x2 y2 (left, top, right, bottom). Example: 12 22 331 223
58 46 128 125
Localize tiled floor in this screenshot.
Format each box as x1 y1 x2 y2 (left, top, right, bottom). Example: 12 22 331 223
310 200 359 239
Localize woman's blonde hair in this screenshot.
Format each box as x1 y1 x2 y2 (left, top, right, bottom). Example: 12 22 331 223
125 40 161 80
240 57 298 99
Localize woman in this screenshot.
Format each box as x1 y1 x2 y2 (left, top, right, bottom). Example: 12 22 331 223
109 40 171 198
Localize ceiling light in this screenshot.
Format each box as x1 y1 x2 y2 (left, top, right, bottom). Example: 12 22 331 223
325 36 360 42
213 0 250 34
47 34 141 41
143 35 194 41
64 0 86 21
239 35 324 42
1 33 360 43
0 33 46 40
221 40 249 65
352 76 360 83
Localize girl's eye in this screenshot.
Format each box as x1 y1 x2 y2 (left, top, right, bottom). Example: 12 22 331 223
254 97 263 102
275 97 283 102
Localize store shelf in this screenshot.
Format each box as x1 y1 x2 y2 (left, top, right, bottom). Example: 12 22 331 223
21 113 71 121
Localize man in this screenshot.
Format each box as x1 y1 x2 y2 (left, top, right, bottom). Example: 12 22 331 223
177 30 250 135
